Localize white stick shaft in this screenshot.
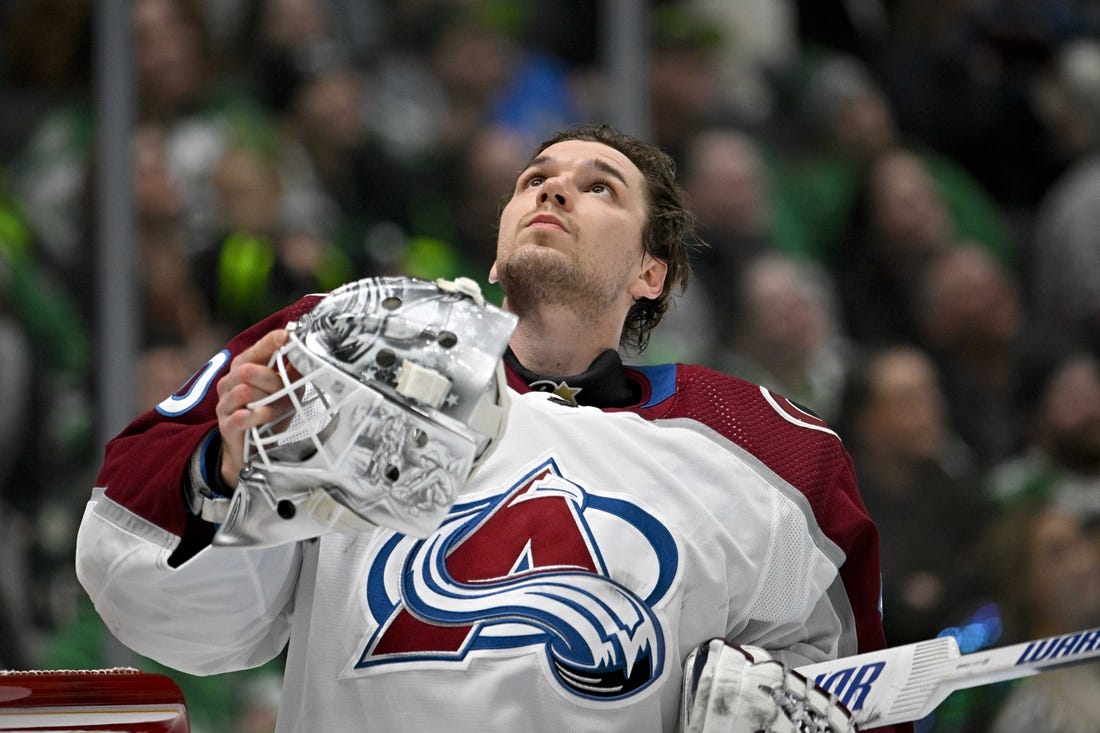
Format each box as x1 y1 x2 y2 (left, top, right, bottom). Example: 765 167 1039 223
795 627 1100 727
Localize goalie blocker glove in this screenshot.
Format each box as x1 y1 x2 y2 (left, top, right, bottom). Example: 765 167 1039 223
681 640 857 733
208 276 517 548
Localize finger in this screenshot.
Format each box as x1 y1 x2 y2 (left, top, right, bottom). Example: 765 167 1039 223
217 381 284 423
233 328 289 370
236 362 291 404
218 330 291 400
217 386 292 486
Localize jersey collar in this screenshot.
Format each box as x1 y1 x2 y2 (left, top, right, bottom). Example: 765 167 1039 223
503 348 640 408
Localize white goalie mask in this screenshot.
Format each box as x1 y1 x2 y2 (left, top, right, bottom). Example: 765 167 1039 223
213 276 518 548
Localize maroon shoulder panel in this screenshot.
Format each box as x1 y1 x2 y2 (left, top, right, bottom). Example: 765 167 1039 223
98 295 324 536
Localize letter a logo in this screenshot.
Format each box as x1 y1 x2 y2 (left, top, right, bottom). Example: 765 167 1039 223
354 457 679 702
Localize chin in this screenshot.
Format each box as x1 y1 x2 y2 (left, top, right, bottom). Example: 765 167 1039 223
499 254 591 308
502 245 571 278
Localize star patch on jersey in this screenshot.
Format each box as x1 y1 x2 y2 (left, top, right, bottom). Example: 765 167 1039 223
528 379 582 405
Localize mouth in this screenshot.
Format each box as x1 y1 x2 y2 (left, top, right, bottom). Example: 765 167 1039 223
525 213 567 231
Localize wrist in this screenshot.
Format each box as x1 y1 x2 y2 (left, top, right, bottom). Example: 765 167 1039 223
182 430 235 524
210 438 236 496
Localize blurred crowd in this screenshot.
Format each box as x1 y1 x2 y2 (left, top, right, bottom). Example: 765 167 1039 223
3 0 1100 731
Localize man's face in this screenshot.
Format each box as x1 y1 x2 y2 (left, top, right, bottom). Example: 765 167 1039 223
683 132 768 238
491 139 662 318
860 348 945 463
870 151 950 256
1024 508 1100 630
1038 355 1100 473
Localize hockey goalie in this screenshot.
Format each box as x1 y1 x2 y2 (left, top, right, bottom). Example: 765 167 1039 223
76 273 898 732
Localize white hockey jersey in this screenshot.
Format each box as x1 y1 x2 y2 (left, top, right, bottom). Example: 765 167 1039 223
76 295 894 733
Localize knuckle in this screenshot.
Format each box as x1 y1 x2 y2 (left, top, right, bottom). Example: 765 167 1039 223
225 409 254 431
236 361 259 380
215 373 234 397
229 382 253 401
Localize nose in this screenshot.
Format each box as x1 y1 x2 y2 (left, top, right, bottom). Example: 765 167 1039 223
538 177 569 208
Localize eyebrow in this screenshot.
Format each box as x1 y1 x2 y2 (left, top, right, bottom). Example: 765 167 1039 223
526 155 630 188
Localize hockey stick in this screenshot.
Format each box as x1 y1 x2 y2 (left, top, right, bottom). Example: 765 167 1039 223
794 626 1100 728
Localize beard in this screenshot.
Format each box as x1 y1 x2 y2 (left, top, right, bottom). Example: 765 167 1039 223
495 246 623 323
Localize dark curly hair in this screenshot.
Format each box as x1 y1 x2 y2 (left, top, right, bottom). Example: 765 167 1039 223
522 124 699 354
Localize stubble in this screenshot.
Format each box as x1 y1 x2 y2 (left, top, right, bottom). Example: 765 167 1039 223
496 246 622 324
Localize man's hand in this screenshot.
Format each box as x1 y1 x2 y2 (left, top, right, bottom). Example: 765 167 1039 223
214 329 292 486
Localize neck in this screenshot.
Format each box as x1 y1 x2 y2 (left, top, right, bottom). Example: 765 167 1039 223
506 301 624 376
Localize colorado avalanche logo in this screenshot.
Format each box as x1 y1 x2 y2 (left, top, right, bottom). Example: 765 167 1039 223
354 457 679 702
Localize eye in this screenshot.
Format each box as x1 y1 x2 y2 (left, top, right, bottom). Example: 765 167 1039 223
589 180 614 197
521 174 544 189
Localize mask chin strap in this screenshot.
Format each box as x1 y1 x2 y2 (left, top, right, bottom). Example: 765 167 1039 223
213 478 378 549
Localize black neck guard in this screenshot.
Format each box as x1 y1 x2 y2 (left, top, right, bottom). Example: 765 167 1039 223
504 348 640 408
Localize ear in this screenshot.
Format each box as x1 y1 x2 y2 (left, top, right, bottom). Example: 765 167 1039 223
488 260 499 284
628 254 667 301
